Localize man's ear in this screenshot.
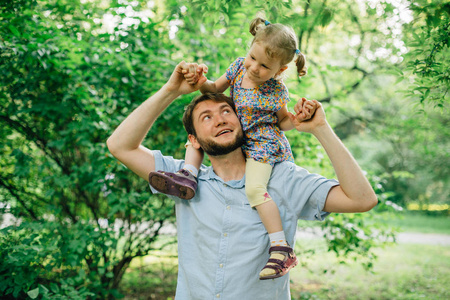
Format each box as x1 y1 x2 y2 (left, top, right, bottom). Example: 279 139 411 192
188 134 201 150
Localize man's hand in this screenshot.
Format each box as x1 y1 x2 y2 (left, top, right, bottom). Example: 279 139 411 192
288 98 327 134
164 61 207 95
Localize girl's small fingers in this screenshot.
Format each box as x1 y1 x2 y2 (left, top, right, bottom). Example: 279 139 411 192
304 111 311 119
198 64 208 74
189 63 198 74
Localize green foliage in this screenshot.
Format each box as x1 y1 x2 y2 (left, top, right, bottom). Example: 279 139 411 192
320 173 398 270
401 0 450 106
0 221 95 299
1 0 177 298
343 77 450 207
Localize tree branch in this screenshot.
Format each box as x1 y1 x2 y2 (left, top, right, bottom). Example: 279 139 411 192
0 173 39 221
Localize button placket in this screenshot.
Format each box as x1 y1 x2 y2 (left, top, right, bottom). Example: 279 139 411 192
214 181 232 298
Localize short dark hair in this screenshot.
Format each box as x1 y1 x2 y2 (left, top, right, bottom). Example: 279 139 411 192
182 93 236 136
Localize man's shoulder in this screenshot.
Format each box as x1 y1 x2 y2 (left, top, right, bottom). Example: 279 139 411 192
270 161 314 186
272 160 301 173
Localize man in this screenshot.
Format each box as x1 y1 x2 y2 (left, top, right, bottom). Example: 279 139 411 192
107 62 377 299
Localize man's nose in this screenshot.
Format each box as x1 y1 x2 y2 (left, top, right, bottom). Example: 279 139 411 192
214 114 227 126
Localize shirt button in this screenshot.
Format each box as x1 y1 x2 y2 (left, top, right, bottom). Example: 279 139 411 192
223 233 228 237
223 183 227 187
226 206 231 210
216 294 220 298
219 264 223 268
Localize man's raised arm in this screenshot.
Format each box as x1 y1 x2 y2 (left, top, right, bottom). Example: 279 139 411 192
289 100 378 213
107 62 207 180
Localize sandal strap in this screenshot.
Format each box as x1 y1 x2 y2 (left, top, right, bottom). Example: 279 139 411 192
267 258 285 266
261 264 283 273
269 245 294 254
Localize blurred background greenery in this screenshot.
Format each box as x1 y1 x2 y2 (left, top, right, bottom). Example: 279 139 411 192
1 0 448 299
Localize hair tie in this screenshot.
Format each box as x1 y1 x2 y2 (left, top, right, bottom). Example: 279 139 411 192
264 20 271 26
295 49 301 55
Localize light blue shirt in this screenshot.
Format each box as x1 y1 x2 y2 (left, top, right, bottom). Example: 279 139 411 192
150 150 339 300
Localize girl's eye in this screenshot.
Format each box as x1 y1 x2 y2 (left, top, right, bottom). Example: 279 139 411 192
262 64 269 69
250 55 255 60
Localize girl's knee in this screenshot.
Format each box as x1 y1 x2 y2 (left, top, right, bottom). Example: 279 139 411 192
246 183 269 207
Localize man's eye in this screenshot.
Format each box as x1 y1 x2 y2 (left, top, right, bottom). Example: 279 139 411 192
203 116 211 121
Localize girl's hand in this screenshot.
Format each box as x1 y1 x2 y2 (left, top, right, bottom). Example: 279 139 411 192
181 63 208 85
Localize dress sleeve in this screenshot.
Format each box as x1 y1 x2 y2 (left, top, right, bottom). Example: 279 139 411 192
279 82 290 107
266 80 290 112
226 57 244 83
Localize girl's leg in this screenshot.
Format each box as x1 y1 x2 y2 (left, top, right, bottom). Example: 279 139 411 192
245 158 298 279
148 140 203 200
183 140 203 177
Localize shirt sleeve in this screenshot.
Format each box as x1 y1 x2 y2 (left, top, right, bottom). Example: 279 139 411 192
225 57 244 83
273 162 339 221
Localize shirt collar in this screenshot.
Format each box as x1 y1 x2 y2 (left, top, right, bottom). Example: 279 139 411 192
198 165 245 189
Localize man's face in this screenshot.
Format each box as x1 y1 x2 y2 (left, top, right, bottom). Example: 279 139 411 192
190 100 244 156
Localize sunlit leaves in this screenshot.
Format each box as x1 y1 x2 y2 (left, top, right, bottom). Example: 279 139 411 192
401 0 450 106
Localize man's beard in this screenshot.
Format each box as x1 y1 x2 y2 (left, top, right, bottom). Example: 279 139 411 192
196 130 244 156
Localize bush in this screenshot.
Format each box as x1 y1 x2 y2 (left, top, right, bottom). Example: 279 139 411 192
0 221 120 299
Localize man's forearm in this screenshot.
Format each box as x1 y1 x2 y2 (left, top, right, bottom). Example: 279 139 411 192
313 123 377 212
107 85 180 154
106 61 205 180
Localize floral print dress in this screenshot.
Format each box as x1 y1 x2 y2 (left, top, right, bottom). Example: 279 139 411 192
225 57 294 167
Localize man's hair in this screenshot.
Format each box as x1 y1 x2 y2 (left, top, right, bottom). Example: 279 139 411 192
182 93 236 136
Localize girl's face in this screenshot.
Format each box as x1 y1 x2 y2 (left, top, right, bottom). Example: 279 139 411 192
243 42 286 86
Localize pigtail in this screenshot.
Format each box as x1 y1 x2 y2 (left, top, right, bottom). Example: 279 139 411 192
295 52 307 77
249 17 266 36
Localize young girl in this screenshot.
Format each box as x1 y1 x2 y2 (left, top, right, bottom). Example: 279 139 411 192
149 17 317 280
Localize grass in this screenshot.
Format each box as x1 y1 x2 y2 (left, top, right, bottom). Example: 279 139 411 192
120 251 178 300
382 211 450 235
289 240 450 300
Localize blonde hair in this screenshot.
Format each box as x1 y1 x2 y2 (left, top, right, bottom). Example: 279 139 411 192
249 17 307 78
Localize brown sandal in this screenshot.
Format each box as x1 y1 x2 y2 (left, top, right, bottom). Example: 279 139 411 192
148 169 197 200
259 245 298 280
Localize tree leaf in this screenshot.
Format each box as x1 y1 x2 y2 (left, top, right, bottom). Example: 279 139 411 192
27 288 39 299
8 25 20 37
